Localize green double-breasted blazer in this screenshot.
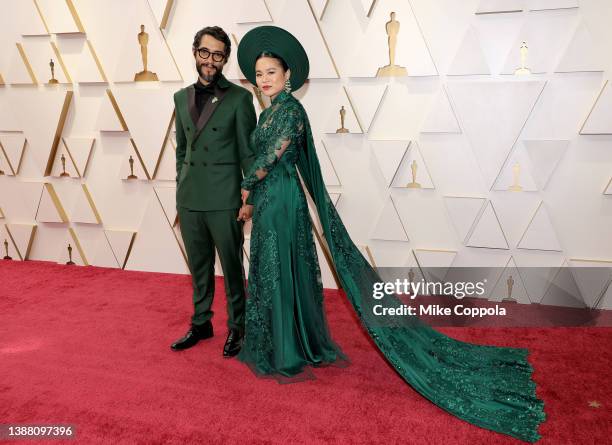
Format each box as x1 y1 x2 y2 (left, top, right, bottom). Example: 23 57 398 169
174 75 256 211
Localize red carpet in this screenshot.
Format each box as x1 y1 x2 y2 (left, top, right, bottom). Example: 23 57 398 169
0 260 610 444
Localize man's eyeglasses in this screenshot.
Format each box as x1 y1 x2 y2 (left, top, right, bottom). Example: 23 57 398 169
196 47 226 62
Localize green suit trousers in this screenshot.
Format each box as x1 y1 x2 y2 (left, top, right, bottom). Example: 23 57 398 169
178 206 246 332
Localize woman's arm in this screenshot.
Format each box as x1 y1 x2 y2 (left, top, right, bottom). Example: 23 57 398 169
240 105 304 191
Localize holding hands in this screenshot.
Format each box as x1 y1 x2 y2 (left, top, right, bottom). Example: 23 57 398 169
237 189 253 222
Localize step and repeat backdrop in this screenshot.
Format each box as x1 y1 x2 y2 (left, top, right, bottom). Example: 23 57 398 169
0 0 611 308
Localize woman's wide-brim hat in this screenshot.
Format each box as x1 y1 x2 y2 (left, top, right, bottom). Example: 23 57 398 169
237 26 309 91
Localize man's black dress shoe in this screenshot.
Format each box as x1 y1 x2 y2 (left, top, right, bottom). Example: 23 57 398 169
170 321 213 351
223 328 243 358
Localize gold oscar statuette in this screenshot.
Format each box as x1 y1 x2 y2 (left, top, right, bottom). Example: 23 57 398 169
509 163 523 191
252 86 266 110
134 25 159 81
336 106 349 133
514 42 531 76
66 243 75 265
406 160 422 188
60 153 70 177
48 58 59 84
502 275 517 302
377 12 408 77
3 239 12 260
127 155 138 179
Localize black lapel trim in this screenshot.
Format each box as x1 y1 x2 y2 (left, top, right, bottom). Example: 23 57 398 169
193 84 229 140
186 85 199 127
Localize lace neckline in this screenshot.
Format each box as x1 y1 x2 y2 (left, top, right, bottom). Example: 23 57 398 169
271 90 291 106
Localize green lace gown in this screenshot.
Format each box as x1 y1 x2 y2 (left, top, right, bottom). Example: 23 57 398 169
238 90 546 443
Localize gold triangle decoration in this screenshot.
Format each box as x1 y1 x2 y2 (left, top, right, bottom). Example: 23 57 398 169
152 110 176 179
105 89 129 131
44 91 73 177
355 245 376 267
86 40 109 83
0 134 27 176
359 0 378 17
37 183 69 223
604 176 612 195
61 137 95 178
154 137 176 181
309 0 331 20
0 73 4 86
146 0 183 80
58 227 88 265
19 37 71 84
370 196 410 242
539 259 585 307
71 184 103 224
65 0 86 33
35 0 84 34
16 43 38 84
319 139 342 186
154 186 187 264
305 0 339 78
443 196 487 244
30 0 51 34
104 229 137 269
580 80 612 136
516 201 562 251
97 89 128 132
345 84 388 133
466 201 510 250
568 258 612 308
160 0 175 30
412 248 457 284
5 224 37 260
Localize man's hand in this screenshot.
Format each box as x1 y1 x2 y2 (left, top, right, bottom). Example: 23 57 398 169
237 204 253 222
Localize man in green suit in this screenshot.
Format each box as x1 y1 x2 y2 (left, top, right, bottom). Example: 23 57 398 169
171 26 256 357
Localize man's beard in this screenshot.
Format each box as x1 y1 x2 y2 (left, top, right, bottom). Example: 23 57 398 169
197 62 221 83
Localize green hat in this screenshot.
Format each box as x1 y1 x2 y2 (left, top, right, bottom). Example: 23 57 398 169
237 26 309 91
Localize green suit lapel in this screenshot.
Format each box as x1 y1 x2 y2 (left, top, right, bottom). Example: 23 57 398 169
186 75 231 141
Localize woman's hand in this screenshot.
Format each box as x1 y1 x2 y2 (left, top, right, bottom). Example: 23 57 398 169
241 188 250 205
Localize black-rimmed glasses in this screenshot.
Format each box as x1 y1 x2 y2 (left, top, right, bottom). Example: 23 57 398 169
196 47 226 62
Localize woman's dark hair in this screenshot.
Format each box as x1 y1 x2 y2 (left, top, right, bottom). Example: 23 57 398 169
192 26 231 58
256 51 289 71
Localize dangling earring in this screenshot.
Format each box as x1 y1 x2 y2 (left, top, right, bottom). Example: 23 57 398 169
284 78 291 93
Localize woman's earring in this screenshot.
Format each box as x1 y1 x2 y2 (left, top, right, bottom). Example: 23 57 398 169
284 78 291 93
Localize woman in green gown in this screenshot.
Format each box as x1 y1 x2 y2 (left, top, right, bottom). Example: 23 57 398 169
236 26 545 443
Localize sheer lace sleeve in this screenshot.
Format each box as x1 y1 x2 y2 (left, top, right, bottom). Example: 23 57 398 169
241 104 304 191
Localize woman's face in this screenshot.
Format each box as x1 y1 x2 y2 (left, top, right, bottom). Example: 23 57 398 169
255 57 290 100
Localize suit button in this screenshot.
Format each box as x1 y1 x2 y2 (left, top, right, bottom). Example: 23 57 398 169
212 128 217 131
190 162 194 166
202 162 208 166
204 146 209 151
187 127 190 131
190 146 195 151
